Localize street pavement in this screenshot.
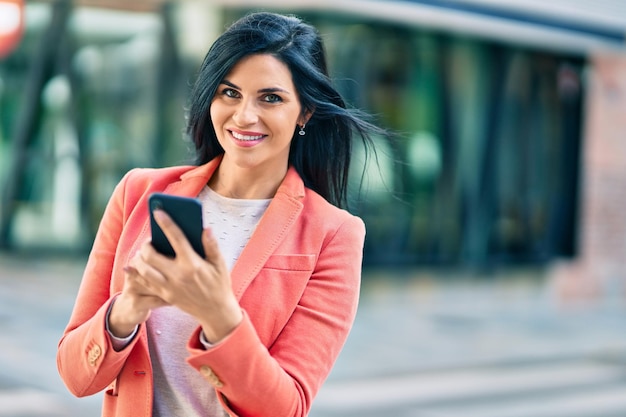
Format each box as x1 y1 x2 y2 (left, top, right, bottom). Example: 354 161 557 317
1 253 626 417
311 269 626 417
0 253 101 417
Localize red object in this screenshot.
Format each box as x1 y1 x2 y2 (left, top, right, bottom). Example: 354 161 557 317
0 0 24 58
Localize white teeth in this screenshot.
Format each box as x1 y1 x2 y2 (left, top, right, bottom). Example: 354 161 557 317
231 131 264 141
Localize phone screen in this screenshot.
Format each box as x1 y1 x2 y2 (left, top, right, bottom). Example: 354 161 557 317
149 193 205 257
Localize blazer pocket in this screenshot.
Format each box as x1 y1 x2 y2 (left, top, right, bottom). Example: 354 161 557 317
246 254 316 345
262 254 316 272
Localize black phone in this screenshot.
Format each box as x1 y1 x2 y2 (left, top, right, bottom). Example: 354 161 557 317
148 193 205 257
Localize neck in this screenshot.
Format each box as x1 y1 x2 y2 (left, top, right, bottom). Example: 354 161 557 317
208 162 287 200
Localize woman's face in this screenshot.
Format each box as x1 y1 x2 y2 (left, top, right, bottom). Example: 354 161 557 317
210 53 304 175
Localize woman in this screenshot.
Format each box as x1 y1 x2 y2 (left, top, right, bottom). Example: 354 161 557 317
57 11 384 417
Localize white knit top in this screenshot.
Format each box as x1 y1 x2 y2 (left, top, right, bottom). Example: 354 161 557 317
146 186 271 417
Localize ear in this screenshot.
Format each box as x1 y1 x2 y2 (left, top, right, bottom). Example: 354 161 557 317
298 108 314 126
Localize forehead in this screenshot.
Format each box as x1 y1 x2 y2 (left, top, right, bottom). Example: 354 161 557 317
225 54 295 88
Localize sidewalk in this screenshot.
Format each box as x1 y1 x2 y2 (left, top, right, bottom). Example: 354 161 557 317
1 253 626 416
0 253 101 416
313 268 626 416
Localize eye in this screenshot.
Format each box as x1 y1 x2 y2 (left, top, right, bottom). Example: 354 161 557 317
221 88 240 98
263 94 282 103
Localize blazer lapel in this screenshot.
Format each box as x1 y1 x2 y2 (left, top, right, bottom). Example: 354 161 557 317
154 159 306 301
162 157 221 197
230 167 305 300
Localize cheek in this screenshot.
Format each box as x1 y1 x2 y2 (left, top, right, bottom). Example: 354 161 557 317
209 103 218 124
209 104 225 132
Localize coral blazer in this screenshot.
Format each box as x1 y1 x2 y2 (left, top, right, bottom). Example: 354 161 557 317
57 157 365 417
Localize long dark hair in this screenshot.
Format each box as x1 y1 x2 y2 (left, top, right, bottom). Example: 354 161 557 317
186 12 384 208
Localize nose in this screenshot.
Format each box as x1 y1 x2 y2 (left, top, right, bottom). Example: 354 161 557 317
232 98 258 127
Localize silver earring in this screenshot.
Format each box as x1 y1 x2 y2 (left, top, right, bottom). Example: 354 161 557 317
298 124 306 136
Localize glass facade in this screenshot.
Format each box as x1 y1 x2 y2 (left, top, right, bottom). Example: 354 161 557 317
291 12 585 267
0 4 584 267
1 3 194 251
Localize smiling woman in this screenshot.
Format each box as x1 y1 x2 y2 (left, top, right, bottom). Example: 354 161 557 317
57 11 387 417
208 54 309 199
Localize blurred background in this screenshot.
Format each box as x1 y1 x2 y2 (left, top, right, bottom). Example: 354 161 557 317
1 0 626 416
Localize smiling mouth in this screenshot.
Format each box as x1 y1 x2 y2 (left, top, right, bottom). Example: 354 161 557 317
230 130 266 141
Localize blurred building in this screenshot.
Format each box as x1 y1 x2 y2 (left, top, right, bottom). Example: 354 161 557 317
0 1 625 293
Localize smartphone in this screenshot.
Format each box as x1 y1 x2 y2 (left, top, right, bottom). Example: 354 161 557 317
148 193 205 258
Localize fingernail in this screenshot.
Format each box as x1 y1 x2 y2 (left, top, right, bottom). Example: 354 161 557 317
153 209 165 221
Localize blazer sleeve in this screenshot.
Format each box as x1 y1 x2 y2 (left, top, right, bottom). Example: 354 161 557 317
186 214 365 417
57 171 143 397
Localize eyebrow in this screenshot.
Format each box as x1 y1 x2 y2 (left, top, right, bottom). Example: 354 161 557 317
221 79 291 95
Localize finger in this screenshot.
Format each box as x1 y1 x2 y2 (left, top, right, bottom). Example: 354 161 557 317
201 228 228 272
124 265 153 293
139 239 171 269
122 270 168 307
128 254 168 292
123 265 148 288
153 209 196 259
120 267 170 313
139 239 172 269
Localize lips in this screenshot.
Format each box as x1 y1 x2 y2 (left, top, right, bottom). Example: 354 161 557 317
228 129 267 148
230 130 265 141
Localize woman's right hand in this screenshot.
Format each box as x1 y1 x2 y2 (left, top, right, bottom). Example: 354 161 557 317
107 265 169 338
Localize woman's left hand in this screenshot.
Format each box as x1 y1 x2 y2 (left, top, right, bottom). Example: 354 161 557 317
129 209 243 343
